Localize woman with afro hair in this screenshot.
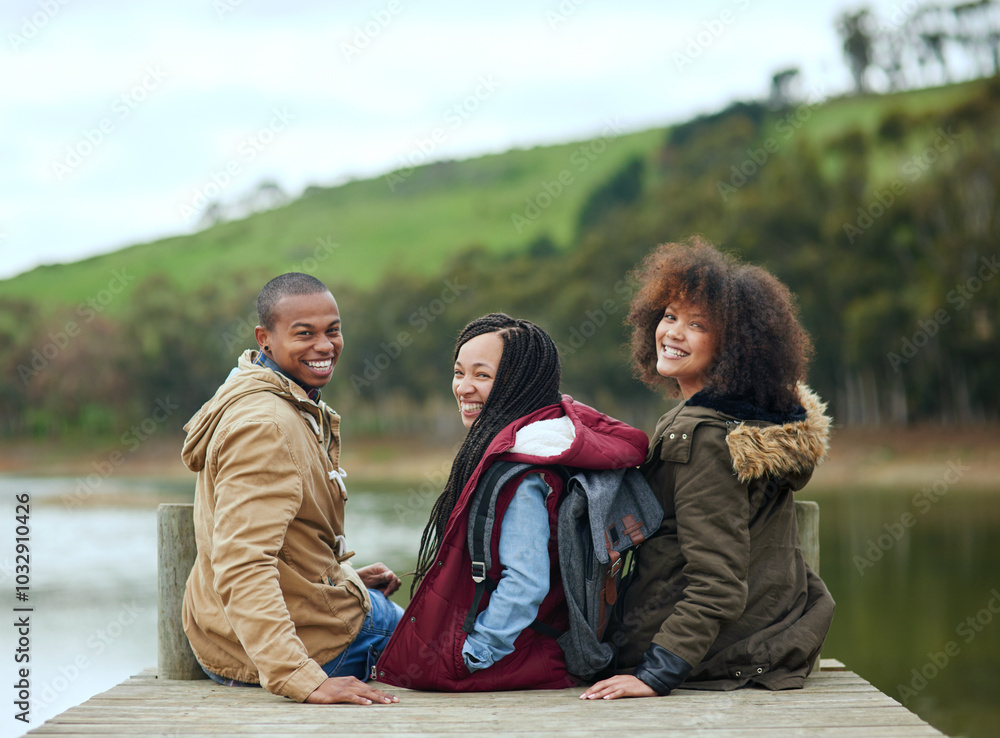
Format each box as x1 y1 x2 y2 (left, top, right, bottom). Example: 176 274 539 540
582 237 835 700
376 313 648 691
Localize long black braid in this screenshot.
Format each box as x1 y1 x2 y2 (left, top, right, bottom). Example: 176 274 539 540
411 313 562 593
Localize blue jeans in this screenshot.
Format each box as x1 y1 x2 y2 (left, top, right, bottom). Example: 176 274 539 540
321 588 404 679
203 588 404 687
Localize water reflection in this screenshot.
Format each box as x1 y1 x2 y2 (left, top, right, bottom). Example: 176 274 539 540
807 488 1000 738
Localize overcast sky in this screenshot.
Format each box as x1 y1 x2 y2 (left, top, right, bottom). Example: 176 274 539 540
1 0 916 280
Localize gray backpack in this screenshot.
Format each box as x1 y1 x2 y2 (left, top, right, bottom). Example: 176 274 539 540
464 462 663 680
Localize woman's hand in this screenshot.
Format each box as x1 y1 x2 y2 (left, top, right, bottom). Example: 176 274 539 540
579 674 657 700
357 563 401 596
306 676 398 705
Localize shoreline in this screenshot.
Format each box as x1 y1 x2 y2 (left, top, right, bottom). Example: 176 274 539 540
2 424 998 496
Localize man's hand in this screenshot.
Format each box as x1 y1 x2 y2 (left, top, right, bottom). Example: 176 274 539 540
357 563 401 597
305 676 398 705
579 674 658 700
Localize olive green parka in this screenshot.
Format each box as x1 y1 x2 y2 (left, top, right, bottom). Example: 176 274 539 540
609 385 835 691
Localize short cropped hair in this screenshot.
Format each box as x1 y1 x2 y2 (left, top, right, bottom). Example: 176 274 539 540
626 237 812 414
256 273 331 330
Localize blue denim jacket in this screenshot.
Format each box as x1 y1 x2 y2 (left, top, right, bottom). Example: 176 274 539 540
461 473 550 671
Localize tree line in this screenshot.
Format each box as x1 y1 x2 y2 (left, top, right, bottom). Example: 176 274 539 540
837 0 1000 94
2 79 998 439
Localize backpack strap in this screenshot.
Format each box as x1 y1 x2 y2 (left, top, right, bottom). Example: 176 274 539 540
463 461 536 634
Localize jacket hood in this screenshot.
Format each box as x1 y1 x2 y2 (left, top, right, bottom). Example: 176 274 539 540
724 384 831 484
181 350 330 472
487 395 648 470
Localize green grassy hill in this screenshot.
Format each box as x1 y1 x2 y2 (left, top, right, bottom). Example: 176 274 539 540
1 78 985 313
1 127 664 310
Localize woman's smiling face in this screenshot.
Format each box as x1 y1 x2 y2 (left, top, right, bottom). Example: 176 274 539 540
654 302 716 398
452 331 504 429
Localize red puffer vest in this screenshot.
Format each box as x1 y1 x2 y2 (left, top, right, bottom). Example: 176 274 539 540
375 396 647 691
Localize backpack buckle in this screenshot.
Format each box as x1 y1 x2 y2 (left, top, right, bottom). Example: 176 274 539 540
471 561 486 583
608 550 622 577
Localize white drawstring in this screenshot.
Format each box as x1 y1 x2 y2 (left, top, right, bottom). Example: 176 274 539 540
299 410 321 439
332 533 348 558
328 467 347 492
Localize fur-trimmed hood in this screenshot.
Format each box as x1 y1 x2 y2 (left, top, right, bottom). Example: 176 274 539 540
653 384 831 487
724 385 831 483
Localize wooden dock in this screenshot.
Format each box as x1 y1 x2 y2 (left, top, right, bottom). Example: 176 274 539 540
23 659 945 737
21 504 945 737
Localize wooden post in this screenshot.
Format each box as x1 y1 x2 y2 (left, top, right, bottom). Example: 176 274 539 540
157 503 206 680
794 499 822 673
795 500 820 574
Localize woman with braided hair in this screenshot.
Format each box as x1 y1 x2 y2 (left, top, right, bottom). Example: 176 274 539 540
375 313 648 691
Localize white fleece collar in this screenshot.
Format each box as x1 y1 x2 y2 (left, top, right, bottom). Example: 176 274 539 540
510 415 575 458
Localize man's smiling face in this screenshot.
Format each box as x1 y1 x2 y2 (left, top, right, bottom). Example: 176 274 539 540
255 291 343 389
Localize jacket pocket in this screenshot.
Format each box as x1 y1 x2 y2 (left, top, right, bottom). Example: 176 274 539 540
448 603 474 681
320 563 368 615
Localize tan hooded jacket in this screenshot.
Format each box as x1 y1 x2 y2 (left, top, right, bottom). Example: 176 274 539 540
610 385 835 690
181 350 370 702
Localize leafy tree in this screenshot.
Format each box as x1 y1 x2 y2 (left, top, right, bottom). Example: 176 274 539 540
838 9 874 94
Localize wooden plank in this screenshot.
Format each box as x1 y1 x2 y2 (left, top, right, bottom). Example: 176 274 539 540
27 660 946 738
35 706 937 728
26 725 948 737
24 670 946 738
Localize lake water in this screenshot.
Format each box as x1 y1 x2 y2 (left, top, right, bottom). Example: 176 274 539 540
2 476 997 738
810 487 1000 738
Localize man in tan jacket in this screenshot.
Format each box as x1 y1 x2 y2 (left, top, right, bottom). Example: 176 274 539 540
182 273 402 705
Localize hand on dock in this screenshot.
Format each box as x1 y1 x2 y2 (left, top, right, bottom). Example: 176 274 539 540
580 674 657 700
306 676 399 705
